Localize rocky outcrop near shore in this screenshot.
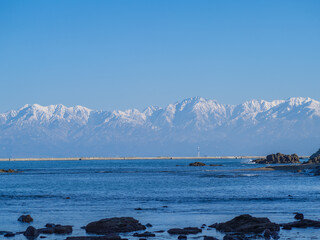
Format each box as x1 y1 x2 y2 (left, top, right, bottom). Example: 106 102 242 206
85 217 146 234
253 153 300 164
306 148 320 164
209 214 280 235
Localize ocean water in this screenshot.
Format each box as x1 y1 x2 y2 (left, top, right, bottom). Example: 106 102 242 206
1 159 320 239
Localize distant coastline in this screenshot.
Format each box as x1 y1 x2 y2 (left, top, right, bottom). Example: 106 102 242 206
0 156 310 161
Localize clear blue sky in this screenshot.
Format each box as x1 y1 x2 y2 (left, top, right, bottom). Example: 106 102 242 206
1 0 319 112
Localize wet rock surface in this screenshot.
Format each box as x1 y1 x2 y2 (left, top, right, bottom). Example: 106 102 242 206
253 153 300 164
294 212 304 220
24 226 39 239
307 148 320 164
167 227 202 235
209 214 280 234
18 214 33 223
86 217 146 234
281 219 320 229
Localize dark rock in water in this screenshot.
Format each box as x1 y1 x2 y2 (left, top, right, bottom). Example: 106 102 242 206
0 169 17 173
66 235 121 240
178 235 187 240
86 217 146 234
24 226 39 239
263 229 271 239
253 153 300 164
189 162 206 166
45 223 55 228
38 228 54 234
311 166 320 176
209 214 279 234
281 219 320 229
53 225 73 234
18 214 33 223
168 227 202 235
4 232 15 238
145 223 152 228
39 236 46 239
133 231 155 237
307 148 320 164
203 236 218 240
294 212 304 220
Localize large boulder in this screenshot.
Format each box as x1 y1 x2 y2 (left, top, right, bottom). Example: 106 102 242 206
18 214 33 223
24 226 39 239
209 214 279 234
253 153 300 164
85 217 146 234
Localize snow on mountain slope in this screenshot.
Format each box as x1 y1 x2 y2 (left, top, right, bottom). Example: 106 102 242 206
0 97 319 157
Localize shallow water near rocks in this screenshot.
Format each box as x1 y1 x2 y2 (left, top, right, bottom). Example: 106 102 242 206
0 158 320 239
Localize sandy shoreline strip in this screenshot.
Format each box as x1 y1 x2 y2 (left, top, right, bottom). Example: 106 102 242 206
0 156 309 162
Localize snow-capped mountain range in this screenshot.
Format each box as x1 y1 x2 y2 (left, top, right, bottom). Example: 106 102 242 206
0 97 319 157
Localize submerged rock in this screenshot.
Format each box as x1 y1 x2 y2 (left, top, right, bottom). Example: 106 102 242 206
167 227 202 235
209 214 279 234
253 153 300 164
85 217 146 234
189 162 206 166
18 215 33 223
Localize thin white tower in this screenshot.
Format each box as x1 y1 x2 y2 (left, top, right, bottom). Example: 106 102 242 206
197 146 200 158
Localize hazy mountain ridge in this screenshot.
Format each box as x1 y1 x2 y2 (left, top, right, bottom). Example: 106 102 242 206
0 97 319 157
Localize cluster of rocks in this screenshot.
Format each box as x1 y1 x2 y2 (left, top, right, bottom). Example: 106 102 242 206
253 153 300 164
4 213 320 239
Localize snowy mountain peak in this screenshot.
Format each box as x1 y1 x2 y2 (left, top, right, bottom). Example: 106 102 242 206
0 97 319 157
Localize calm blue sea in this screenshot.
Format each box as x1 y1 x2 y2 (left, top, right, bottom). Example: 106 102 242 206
0 159 320 239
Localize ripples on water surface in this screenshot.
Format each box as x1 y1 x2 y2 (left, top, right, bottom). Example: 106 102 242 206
1 159 320 239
